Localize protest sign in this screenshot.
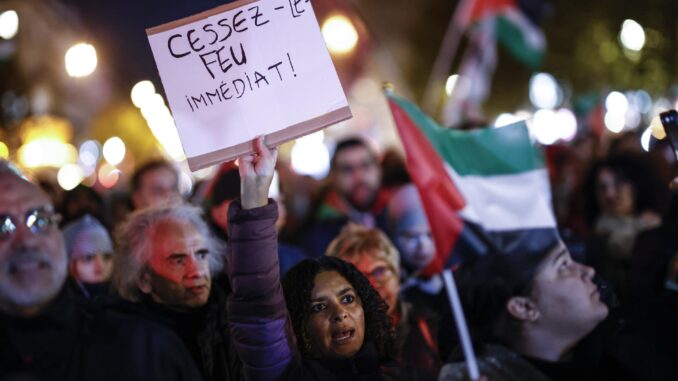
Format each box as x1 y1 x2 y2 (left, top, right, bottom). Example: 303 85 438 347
147 0 352 170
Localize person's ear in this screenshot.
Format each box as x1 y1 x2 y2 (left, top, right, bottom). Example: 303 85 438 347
506 296 540 322
137 269 152 294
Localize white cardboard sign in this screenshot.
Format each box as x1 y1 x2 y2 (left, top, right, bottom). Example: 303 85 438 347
147 0 351 170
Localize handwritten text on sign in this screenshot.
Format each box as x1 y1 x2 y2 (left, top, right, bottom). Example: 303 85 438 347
147 0 351 170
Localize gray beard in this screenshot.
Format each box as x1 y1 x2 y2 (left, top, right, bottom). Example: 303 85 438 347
0 249 67 312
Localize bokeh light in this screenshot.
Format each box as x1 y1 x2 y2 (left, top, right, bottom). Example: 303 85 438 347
322 14 359 55
130 80 156 109
57 164 84 191
641 127 653 152
605 91 629 115
65 43 98 77
529 73 561 110
532 109 560 145
0 141 8 159
604 112 625 133
18 141 77 168
494 113 520 128
0 10 19 40
102 136 126 165
555 108 578 142
98 163 120 188
79 140 100 167
445 74 459 96
650 115 667 140
620 19 645 52
291 131 330 179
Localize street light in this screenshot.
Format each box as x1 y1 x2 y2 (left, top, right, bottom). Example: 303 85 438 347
131 80 156 108
65 43 98 77
620 19 645 52
322 14 358 55
0 10 18 40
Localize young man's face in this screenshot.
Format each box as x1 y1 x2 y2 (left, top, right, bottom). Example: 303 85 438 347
332 146 381 212
140 219 212 310
529 242 609 340
133 167 180 210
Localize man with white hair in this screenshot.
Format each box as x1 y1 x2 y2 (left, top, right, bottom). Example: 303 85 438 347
112 204 242 381
0 160 202 380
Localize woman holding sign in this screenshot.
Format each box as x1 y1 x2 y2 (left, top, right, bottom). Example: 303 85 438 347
225 137 399 381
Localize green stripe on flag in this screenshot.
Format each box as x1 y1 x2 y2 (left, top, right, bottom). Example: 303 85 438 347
496 10 545 69
391 95 545 176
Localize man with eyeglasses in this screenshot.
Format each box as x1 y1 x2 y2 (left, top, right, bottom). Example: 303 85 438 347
301 137 391 256
0 161 203 380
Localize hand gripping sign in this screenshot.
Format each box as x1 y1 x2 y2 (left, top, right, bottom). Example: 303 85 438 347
147 0 352 171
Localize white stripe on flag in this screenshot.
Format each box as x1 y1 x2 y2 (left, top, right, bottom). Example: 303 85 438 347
446 164 556 231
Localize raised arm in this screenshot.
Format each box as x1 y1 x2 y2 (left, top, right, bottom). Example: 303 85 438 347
226 137 294 381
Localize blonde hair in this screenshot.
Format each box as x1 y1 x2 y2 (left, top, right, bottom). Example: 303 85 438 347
325 224 400 276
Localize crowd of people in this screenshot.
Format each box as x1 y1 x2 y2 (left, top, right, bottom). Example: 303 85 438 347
1 129 677 380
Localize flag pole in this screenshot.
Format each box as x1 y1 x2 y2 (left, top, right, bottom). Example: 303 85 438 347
421 0 475 116
384 82 480 379
442 268 480 380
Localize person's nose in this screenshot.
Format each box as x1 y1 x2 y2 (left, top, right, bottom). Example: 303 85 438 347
184 255 205 278
10 220 38 250
330 303 348 323
93 256 103 273
580 263 595 280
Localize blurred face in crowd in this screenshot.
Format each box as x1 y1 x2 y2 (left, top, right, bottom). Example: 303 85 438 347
595 168 635 218
333 146 381 212
71 253 114 284
306 271 366 359
395 212 435 271
69 226 114 284
0 175 67 317
139 219 211 310
133 167 180 210
348 252 399 316
512 241 608 343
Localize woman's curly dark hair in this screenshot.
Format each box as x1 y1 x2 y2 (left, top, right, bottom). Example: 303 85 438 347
281 256 396 362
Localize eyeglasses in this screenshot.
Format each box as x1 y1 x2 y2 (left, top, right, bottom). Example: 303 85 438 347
362 265 394 285
0 207 61 241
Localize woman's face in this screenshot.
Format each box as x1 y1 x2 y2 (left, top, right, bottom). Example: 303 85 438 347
305 271 366 359
595 168 635 217
529 242 609 341
350 254 399 317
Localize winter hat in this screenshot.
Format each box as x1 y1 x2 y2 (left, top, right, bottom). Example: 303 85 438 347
62 214 114 259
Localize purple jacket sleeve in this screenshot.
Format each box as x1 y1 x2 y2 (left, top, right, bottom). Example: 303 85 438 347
226 200 295 381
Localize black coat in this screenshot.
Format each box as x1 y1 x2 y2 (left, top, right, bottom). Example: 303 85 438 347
126 283 243 381
0 287 203 381
281 342 400 381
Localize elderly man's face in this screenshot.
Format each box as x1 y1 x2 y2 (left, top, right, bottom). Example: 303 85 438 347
139 219 212 310
0 175 67 317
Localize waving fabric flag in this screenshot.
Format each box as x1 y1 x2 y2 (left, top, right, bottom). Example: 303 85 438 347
386 92 556 275
465 0 546 69
442 0 545 126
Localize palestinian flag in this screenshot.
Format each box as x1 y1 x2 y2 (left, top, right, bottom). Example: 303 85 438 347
386 92 556 275
464 0 546 69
